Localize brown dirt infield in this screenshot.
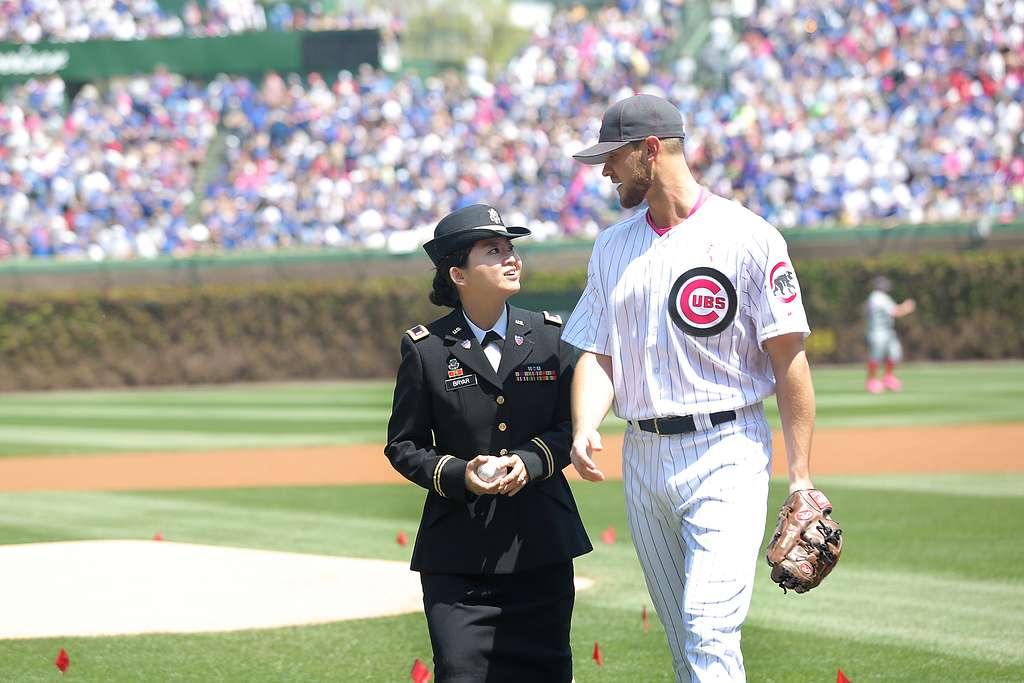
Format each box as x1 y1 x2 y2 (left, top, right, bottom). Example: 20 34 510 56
1 424 1021 492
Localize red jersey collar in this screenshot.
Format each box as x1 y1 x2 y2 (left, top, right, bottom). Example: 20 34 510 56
646 187 709 235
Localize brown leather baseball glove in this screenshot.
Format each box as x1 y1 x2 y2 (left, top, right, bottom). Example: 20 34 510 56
765 489 843 593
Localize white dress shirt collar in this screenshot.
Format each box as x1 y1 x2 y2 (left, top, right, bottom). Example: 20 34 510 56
463 305 508 343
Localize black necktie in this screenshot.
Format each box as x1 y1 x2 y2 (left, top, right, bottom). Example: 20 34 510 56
482 331 504 352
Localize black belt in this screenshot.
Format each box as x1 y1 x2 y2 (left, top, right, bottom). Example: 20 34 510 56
634 410 737 435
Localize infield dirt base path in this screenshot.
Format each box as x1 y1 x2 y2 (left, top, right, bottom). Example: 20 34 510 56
1 424 1021 492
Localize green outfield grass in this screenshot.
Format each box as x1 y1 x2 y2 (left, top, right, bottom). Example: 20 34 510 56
1 360 1022 681
0 361 1022 457
0 476 1022 681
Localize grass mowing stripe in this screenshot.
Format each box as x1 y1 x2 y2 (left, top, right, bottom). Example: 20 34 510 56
747 566 1024 666
0 395 394 409
0 615 437 683
0 413 386 432
0 405 390 422
0 386 394 405
742 621 1024 683
816 473 1024 497
0 491 418 562
809 408 1024 427
0 444 144 457
815 378 1024 401
807 360 1024 381
0 416 385 434
816 390 1022 408
0 427 362 451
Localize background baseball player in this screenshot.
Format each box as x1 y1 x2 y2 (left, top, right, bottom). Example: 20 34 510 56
864 275 916 393
561 94 822 682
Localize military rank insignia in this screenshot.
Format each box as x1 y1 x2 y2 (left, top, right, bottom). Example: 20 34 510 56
405 324 430 341
514 365 557 382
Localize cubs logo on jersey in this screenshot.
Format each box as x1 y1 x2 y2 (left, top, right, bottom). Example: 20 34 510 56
668 266 737 337
769 261 799 303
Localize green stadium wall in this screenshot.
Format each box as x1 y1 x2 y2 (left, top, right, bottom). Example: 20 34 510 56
0 248 1021 390
1 220 1021 294
0 29 378 83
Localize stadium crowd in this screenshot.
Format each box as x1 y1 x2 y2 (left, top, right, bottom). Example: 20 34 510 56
1 0 1021 259
0 70 218 259
0 0 265 43
0 1 406 44
687 0 1024 228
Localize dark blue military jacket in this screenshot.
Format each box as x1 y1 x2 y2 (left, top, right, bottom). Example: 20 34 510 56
385 305 592 574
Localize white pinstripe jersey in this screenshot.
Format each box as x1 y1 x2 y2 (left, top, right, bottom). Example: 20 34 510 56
562 193 810 420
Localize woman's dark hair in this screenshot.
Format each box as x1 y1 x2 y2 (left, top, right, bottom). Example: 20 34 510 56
429 245 472 308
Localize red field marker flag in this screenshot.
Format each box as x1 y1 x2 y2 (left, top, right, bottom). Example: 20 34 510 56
397 531 408 547
600 527 616 544
837 668 851 683
642 605 650 633
410 658 431 683
54 648 70 674
593 641 603 667
153 532 164 541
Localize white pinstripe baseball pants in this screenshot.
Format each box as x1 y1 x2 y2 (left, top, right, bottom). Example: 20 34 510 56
623 403 771 683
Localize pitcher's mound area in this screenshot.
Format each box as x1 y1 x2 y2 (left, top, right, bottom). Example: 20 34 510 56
0 540 420 639
0 540 595 640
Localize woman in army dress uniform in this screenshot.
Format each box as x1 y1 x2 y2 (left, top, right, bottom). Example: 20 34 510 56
385 204 592 682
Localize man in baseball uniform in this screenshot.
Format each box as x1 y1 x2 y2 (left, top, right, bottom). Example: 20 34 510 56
864 275 916 393
562 94 817 682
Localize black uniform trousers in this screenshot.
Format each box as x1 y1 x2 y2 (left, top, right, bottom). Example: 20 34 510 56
422 560 575 683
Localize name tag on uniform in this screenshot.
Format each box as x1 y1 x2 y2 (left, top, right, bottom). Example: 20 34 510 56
514 365 557 382
445 374 478 392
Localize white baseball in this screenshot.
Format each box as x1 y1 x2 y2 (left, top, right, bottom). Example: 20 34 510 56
476 460 507 482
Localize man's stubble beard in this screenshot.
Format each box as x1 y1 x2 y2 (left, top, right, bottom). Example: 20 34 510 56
619 160 653 209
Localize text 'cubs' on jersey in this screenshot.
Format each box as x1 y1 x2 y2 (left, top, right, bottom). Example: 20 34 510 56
561 192 809 419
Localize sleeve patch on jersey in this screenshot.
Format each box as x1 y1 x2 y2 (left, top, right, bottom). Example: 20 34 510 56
769 261 799 304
